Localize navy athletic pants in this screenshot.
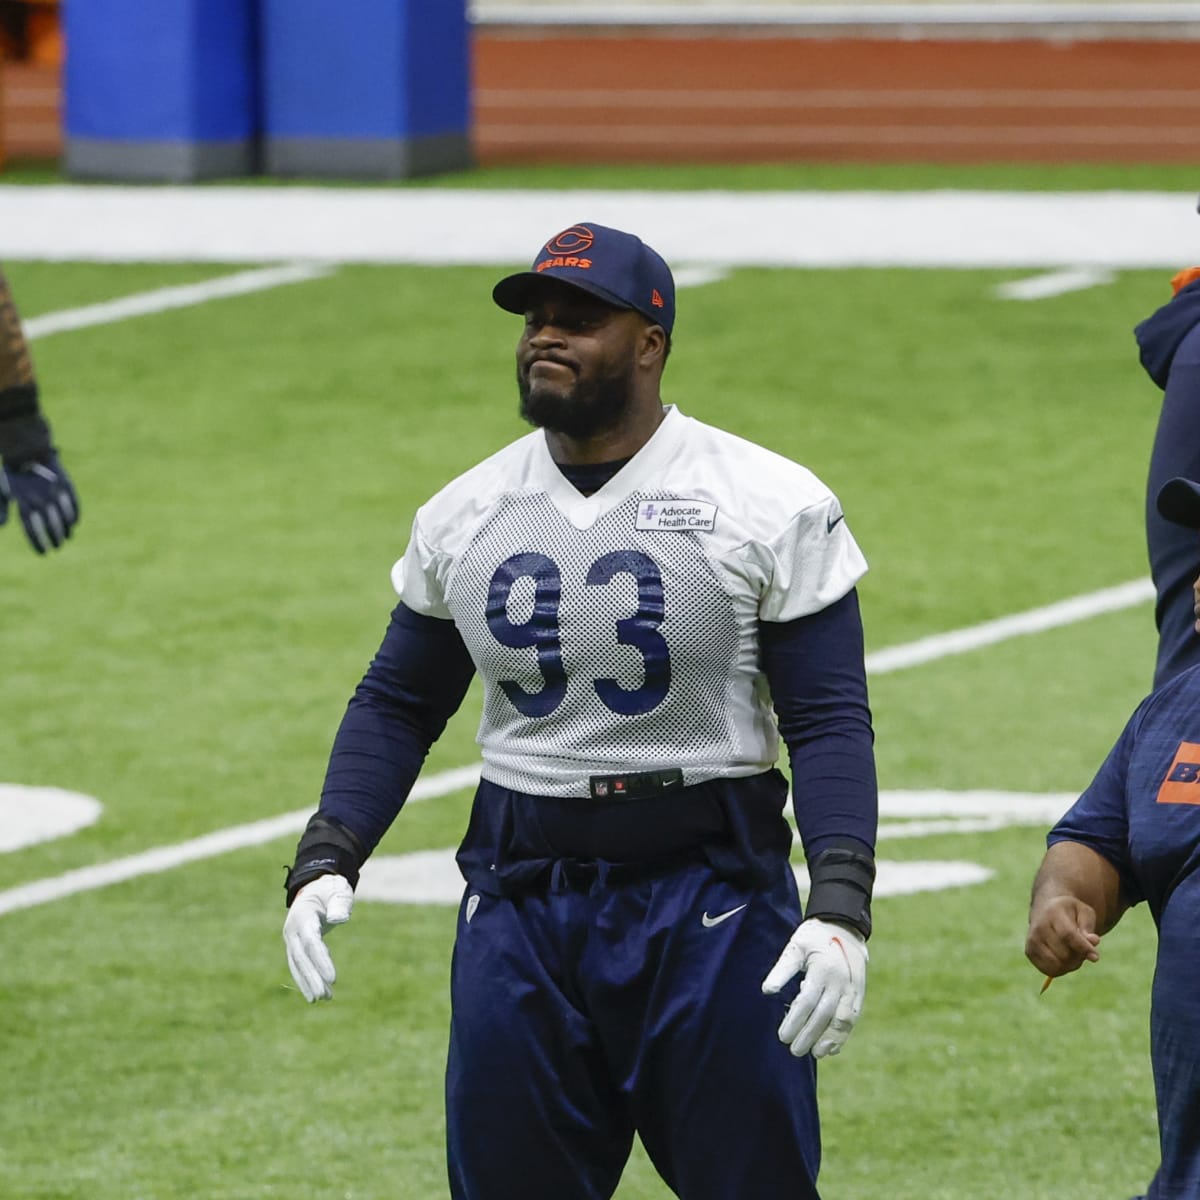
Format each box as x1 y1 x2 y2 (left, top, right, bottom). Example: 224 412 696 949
445 857 821 1199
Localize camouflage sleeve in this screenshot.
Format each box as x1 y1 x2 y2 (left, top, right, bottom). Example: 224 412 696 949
0 266 53 466
0 266 35 393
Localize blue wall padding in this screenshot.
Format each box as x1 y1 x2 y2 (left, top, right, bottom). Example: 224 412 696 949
64 0 257 141
259 0 469 139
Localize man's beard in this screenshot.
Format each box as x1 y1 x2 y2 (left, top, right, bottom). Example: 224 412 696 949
518 359 635 440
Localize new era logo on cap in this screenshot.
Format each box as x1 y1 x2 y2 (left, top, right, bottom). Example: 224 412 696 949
493 222 676 334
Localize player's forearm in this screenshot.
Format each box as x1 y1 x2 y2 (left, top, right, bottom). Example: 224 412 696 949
1031 840 1127 935
761 590 879 854
317 696 436 854
0 269 55 467
0 268 35 394
316 603 475 854
760 595 878 937
785 733 877 941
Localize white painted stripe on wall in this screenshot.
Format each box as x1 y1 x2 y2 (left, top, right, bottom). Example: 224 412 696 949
470 3 1200 27
481 125 1200 147
478 88 1200 109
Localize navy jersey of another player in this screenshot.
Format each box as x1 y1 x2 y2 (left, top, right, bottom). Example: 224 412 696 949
1136 276 1200 689
1050 665 1200 1199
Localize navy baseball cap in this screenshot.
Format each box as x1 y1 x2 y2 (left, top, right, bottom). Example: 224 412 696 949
1158 477 1200 528
493 222 676 335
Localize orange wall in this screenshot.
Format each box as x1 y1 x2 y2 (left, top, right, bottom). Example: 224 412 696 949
473 31 1200 165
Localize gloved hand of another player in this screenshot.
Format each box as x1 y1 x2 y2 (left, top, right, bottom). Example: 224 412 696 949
283 873 355 1002
761 917 869 1059
0 453 80 553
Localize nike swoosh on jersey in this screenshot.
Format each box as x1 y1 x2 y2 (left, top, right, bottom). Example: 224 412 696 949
826 512 845 533
701 903 748 928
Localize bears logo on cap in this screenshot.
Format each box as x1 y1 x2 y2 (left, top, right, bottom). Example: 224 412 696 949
546 225 595 256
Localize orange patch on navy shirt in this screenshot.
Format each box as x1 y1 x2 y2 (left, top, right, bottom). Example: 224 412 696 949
1156 742 1200 804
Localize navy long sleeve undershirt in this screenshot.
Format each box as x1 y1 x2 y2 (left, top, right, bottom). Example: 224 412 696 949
760 590 877 861
318 591 877 867
318 603 476 855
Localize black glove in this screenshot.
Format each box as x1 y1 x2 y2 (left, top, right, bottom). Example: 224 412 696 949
0 387 81 555
0 451 80 554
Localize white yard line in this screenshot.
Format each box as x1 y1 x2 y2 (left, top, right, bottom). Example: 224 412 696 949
0 578 1153 915
865 576 1153 674
996 266 1116 300
21 260 713 346
23 262 335 340
0 765 482 918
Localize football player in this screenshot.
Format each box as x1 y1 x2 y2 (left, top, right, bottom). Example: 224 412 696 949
283 224 878 1199
1136 257 1200 688
1026 473 1200 1200
1026 241 1200 1200
0 266 80 553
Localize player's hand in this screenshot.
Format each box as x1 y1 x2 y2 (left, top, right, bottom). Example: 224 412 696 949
1025 894 1101 979
0 453 80 553
762 917 869 1059
283 873 354 1002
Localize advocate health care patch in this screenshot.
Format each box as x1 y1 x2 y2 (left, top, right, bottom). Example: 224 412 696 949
635 499 717 532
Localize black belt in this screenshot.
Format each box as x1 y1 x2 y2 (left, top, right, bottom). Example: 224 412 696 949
587 768 684 802
459 772 795 894
517 773 732 863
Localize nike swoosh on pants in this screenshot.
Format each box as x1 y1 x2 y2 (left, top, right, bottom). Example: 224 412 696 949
701 903 748 928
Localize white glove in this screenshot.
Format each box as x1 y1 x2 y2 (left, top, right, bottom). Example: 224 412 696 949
283 874 354 1002
761 917 869 1059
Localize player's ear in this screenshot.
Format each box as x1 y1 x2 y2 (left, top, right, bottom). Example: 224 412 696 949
638 322 668 370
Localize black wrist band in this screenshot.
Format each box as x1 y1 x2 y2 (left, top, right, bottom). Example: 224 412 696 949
805 838 875 940
0 382 39 422
0 399 53 467
284 814 367 906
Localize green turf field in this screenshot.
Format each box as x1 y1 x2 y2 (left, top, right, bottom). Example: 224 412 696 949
0 167 1185 1197
3 155 1199 192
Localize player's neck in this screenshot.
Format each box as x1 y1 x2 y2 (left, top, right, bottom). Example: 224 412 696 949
545 401 666 466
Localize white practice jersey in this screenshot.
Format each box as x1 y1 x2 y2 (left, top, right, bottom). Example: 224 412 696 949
393 406 867 796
